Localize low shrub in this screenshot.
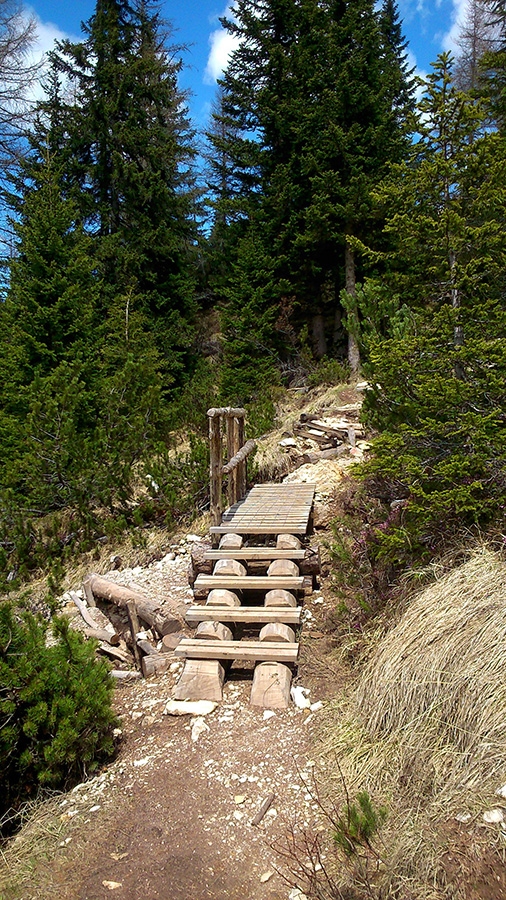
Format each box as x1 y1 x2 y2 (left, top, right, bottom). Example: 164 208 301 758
0 603 118 834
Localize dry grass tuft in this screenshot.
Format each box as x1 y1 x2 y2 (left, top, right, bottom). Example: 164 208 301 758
0 795 67 895
318 547 506 898
358 547 506 787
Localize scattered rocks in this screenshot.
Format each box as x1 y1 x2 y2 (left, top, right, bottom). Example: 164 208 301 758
191 716 210 742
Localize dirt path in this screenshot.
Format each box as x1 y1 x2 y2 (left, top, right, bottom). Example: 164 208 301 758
1 493 341 900
19 675 321 900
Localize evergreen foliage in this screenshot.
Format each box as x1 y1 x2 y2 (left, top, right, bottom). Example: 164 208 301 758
0 602 118 830
0 0 201 579
206 0 414 387
51 0 199 385
359 56 506 561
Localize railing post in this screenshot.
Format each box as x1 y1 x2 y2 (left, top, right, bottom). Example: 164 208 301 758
226 416 238 508
209 412 222 534
236 414 246 501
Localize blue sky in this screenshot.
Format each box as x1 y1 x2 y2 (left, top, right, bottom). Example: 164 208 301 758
26 0 469 127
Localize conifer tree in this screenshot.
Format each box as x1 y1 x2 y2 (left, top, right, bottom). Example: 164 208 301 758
207 0 413 383
360 56 506 554
53 0 199 387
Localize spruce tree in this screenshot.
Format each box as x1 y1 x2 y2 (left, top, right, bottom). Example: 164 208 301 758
207 0 413 384
53 0 199 388
360 56 506 556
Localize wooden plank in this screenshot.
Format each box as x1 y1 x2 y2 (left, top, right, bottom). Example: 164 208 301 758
204 549 306 561
209 483 316 536
194 575 305 591
185 606 303 624
210 526 309 535
175 639 299 663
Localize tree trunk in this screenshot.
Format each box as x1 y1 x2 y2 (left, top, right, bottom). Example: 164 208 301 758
345 242 360 375
83 574 181 637
450 248 465 379
312 313 327 359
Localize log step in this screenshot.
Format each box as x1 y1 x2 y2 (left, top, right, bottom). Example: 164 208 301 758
174 639 299 663
194 575 305 592
185 606 303 625
203 549 306 561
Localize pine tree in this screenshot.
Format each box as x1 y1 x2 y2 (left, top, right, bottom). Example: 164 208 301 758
53 0 199 387
207 0 413 383
360 56 506 556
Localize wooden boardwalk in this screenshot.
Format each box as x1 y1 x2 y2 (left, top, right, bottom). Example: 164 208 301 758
209 483 316 535
175 480 318 707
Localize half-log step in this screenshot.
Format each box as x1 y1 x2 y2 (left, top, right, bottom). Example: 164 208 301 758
185 605 303 625
175 638 299 663
194 575 305 592
204 549 307 560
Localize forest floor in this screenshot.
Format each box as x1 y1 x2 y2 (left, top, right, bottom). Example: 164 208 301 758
1 385 505 900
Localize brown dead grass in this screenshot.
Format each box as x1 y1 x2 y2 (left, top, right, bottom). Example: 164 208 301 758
319 546 506 899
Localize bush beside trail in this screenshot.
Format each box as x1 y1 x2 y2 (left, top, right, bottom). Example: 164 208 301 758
0 603 119 836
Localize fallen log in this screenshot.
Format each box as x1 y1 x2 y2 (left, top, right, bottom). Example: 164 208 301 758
84 628 121 646
110 669 142 681
97 642 133 664
70 591 120 644
141 653 171 677
137 638 159 656
83 574 181 637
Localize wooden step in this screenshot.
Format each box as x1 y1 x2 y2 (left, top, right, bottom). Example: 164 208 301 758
174 638 299 663
203 549 306 561
185 606 303 625
194 575 305 592
210 525 308 535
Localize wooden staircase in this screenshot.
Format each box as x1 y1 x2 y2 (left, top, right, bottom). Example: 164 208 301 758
174 485 317 708
172 407 318 708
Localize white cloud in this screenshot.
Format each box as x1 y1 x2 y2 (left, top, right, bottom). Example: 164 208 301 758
23 10 71 103
441 0 469 54
204 7 240 84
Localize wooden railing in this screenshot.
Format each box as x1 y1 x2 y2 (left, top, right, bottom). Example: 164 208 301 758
208 407 256 530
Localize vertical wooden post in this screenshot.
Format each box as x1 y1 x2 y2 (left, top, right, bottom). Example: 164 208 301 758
126 599 143 674
236 414 246 500
209 413 222 538
226 416 237 508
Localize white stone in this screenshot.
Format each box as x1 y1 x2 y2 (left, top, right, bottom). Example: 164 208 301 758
260 871 274 883
164 699 217 716
191 716 210 742
310 701 323 712
455 812 472 823
290 685 311 709
483 808 506 824
186 534 201 542
263 710 276 721
496 784 506 799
